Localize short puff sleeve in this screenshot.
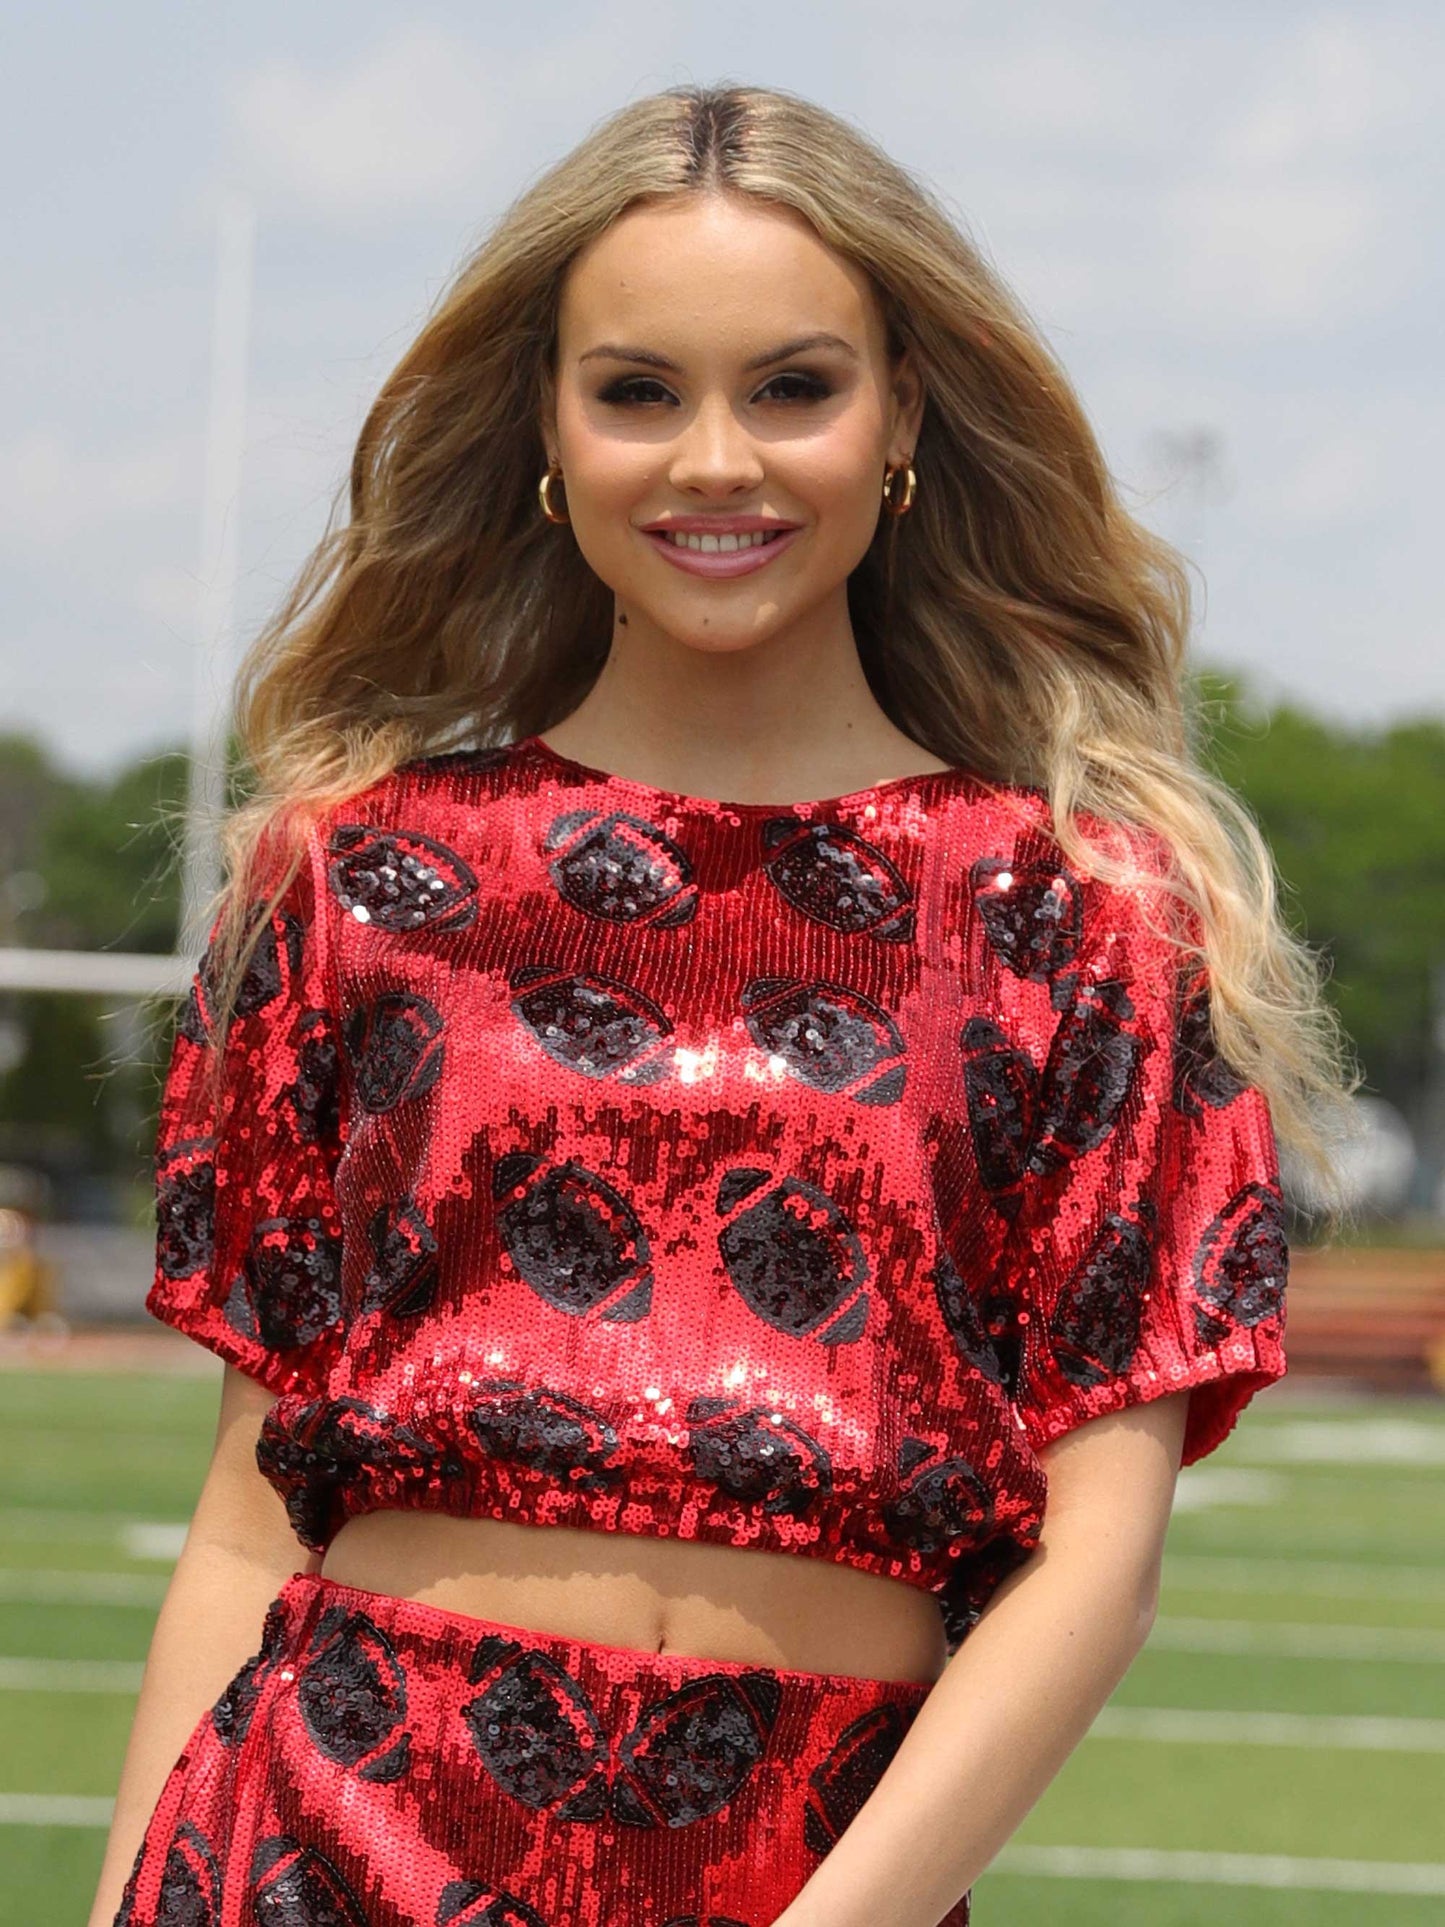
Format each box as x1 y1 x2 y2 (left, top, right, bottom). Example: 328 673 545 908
145 822 347 1398
989 852 1288 1467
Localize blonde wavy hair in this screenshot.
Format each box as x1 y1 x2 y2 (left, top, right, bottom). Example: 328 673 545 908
179 79 1354 1194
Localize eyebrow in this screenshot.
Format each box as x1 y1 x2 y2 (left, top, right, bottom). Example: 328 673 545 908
577 332 860 373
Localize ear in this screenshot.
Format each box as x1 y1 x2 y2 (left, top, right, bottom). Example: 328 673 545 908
889 348 927 459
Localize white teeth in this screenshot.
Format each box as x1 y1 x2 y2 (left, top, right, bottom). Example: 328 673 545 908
661 528 782 552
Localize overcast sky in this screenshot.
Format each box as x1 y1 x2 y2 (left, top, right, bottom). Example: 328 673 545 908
5 1 1439 779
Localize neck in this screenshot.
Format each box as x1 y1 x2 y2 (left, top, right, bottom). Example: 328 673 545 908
542 594 942 798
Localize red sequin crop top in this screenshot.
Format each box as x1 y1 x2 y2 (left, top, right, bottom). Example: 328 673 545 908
147 732 1288 1639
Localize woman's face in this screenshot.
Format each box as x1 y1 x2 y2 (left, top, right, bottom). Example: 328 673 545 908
543 192 925 656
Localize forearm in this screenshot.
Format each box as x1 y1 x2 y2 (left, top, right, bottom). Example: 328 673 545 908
87 1530 317 1927
774 1530 1155 1927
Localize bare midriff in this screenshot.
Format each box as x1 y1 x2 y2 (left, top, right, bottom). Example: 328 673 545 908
319 1511 950 1686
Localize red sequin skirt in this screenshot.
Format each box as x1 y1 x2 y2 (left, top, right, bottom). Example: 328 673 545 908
114 1570 971 1926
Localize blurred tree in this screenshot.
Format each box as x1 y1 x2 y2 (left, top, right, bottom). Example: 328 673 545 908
1194 674 1445 1129
22 741 188 953
0 732 189 1209
0 732 54 885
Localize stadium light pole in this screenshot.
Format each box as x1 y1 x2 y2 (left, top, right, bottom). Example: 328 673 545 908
177 187 255 964
1146 426 1229 604
0 191 257 1000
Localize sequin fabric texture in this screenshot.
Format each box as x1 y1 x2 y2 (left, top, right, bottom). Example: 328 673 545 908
113 1569 971 1927
147 733 1288 1642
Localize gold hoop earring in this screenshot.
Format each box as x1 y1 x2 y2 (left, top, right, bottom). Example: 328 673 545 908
882 458 916 517
538 463 569 525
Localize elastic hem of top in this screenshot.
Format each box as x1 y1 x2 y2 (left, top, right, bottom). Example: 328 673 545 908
1016 1329 1287 1463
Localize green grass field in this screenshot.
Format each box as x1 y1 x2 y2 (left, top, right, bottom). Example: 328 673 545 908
2 1369 1443 1924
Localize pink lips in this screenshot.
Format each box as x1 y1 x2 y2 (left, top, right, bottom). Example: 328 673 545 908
642 526 802 578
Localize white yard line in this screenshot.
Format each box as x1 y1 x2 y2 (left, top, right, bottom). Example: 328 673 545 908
1234 1420 1445 1466
0 1570 167 1607
0 1508 187 1543
0 1794 117 1828
1163 1554 1445 1597
990 1845 1445 1896
0 1658 144 1693
119 1522 189 1562
1089 1707 1445 1752
1170 1469 1288 1511
1148 1616 1445 1662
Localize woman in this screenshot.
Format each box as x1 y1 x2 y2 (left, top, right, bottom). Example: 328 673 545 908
94 81 1348 1927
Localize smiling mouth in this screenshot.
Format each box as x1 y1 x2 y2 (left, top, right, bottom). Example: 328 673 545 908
639 522 803 578
650 528 792 553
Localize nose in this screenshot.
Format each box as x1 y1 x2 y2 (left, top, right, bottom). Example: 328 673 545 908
666 393 765 495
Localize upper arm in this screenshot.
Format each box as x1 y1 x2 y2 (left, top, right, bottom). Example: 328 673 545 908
186 1363 324 1574
1034 1386 1191 1622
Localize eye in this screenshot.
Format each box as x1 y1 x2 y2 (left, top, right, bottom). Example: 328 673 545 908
597 376 673 406
757 371 833 403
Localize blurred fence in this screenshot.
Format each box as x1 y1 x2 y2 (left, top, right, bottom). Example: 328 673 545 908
1286 1247 1445 1395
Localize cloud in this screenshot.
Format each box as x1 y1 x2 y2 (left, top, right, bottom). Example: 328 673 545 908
851 8 1433 341
132 563 204 634
1216 16 1389 168
1167 175 1376 328
0 428 191 553
1165 16 1413 331
227 15 676 222
1269 429 1382 527
231 28 509 218
1235 384 1431 535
